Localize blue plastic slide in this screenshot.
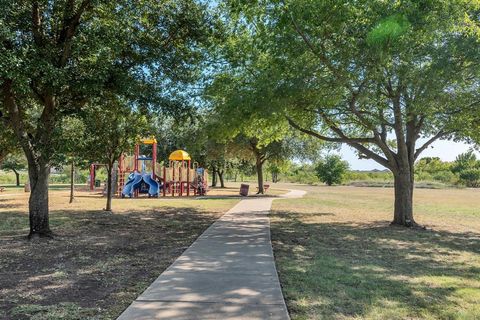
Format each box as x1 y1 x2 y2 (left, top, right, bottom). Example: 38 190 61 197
121 172 160 198
142 173 159 197
121 172 143 198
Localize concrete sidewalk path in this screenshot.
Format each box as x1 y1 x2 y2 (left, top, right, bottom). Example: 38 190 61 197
117 190 305 320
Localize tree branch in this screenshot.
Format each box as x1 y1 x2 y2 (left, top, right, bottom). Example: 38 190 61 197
32 2 44 46
287 116 392 169
2 79 37 166
289 13 350 89
414 131 447 160
58 0 92 66
287 117 373 143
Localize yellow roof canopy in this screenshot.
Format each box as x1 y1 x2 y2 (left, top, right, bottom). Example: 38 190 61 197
169 150 191 161
140 137 157 145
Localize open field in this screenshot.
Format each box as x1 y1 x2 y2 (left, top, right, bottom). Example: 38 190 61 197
0 188 241 319
3 183 478 319
271 185 480 320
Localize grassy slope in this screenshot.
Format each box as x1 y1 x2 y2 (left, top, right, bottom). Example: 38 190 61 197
0 190 238 320
271 185 480 320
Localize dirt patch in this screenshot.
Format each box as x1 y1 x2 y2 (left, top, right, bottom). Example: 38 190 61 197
0 207 225 319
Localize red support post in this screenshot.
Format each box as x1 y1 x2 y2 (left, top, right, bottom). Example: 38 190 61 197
89 164 95 191
172 162 175 197
152 142 157 178
179 161 183 196
163 166 166 197
187 160 190 196
118 154 123 173
134 144 139 172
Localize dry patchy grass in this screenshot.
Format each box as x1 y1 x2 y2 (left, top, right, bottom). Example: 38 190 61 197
0 190 238 319
271 185 480 320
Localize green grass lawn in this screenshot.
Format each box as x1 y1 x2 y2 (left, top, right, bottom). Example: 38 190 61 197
271 185 480 320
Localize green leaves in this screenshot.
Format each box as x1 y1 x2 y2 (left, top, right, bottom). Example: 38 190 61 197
82 97 149 166
315 155 349 186
367 14 411 47
0 0 217 166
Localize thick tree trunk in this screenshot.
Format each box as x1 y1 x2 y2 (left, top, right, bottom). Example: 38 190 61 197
256 158 264 194
27 163 52 239
69 160 75 203
218 169 225 188
392 169 415 227
105 164 113 211
211 166 217 187
13 168 20 186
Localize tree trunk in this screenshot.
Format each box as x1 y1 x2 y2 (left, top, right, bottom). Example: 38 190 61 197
272 171 279 183
218 169 225 188
392 169 415 227
13 168 20 186
256 158 264 194
234 172 237 182
3 79 56 239
27 163 52 239
69 160 75 203
211 165 217 187
105 164 113 211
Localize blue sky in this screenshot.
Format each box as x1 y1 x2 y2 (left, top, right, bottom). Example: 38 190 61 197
340 139 479 171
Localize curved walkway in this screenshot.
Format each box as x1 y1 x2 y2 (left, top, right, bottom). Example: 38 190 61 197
117 189 306 320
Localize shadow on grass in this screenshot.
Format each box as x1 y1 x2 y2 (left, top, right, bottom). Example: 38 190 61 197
0 198 22 216
0 206 221 320
271 210 480 319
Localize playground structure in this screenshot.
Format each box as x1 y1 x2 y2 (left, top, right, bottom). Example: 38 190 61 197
89 138 208 197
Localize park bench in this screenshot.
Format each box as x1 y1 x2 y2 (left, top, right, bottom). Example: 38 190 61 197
256 184 270 193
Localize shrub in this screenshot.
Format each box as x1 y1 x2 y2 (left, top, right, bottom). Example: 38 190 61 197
315 155 349 186
458 169 480 188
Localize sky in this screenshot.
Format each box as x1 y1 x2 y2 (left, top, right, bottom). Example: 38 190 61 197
339 139 479 171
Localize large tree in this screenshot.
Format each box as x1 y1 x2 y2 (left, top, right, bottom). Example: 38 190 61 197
224 0 479 226
1 0 214 237
206 58 291 193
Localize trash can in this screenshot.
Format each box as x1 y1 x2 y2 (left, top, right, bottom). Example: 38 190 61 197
95 179 101 187
240 184 249 196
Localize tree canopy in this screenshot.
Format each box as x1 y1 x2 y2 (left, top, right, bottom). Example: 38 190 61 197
0 0 217 237
217 0 480 226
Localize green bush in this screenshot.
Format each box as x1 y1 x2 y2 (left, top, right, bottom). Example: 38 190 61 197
0 169 91 186
458 169 480 188
315 155 349 186
432 171 457 184
344 170 393 182
279 164 318 184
